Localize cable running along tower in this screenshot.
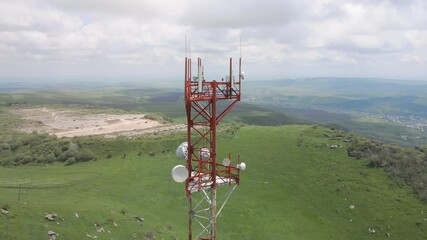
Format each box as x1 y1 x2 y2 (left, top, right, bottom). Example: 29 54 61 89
172 53 246 240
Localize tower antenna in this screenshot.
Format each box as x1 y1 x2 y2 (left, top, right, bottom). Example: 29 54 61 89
240 36 242 59
173 47 246 240
239 37 244 82
189 39 191 59
185 35 191 59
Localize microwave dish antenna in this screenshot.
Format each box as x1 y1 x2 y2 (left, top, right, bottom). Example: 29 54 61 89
176 142 188 160
222 158 231 166
171 165 188 183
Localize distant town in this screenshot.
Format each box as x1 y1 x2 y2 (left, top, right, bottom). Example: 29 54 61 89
366 113 426 133
247 96 427 134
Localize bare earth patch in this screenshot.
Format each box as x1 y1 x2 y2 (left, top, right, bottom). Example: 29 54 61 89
10 107 185 138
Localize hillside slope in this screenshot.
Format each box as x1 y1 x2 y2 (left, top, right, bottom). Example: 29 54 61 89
0 125 426 239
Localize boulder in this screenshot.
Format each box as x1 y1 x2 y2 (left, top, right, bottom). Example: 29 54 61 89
48 230 58 240
94 224 105 233
86 234 98 239
1 208 9 215
45 213 58 221
135 216 144 223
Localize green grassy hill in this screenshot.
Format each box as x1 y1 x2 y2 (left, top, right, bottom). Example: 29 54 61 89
1 125 426 239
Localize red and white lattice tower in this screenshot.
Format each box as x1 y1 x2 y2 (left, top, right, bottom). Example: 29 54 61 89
173 56 246 240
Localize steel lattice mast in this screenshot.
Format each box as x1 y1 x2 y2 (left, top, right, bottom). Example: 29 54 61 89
175 56 245 240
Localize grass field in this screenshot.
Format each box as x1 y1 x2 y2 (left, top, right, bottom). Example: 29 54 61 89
1 125 426 239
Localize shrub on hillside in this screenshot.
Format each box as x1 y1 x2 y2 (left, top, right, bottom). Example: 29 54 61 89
53 147 62 157
59 150 75 162
0 142 10 151
348 136 427 201
76 149 96 162
0 132 107 166
138 149 143 156
348 139 383 159
57 142 78 161
106 150 113 159
10 140 23 151
16 153 33 165
65 157 77 166
1 157 14 166
35 156 45 163
45 153 57 163
23 133 48 147
68 142 79 153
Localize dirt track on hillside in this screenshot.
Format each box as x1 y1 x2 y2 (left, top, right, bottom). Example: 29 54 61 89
10 108 185 138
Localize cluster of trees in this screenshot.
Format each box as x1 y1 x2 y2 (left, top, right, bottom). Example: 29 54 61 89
0 132 95 166
348 136 427 201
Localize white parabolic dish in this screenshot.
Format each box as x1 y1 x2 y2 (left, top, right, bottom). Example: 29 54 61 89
237 162 246 171
222 158 231 166
200 148 210 161
171 165 188 183
176 142 188 160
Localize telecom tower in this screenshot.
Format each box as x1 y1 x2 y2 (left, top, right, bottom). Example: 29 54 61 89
172 55 246 240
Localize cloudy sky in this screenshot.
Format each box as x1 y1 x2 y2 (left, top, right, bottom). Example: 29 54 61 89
0 0 426 82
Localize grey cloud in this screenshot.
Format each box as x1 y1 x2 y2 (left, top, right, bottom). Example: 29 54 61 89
179 0 301 28
44 0 183 22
